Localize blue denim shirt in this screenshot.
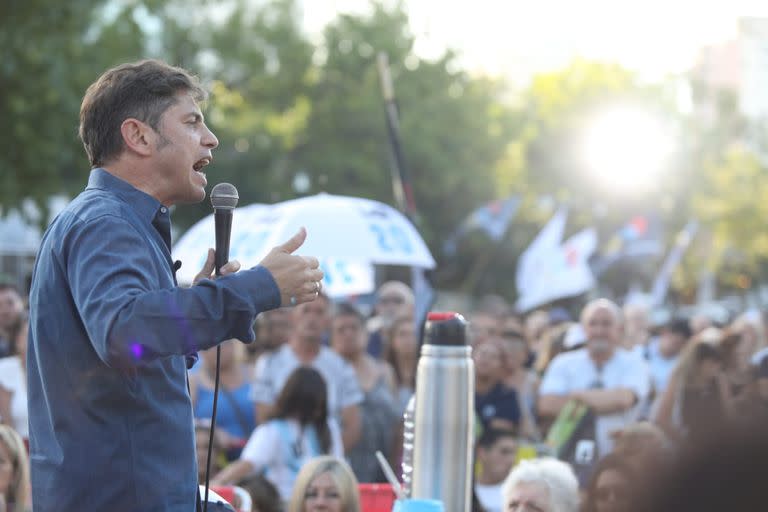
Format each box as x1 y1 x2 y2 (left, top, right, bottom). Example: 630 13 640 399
27 169 280 511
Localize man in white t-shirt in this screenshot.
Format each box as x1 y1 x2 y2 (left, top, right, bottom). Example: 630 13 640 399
251 294 363 451
538 299 651 456
474 428 518 512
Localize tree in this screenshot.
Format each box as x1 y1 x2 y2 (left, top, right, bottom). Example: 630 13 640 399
0 1 148 218
291 3 518 273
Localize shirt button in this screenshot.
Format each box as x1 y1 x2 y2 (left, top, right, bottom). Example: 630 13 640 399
160 207 168 214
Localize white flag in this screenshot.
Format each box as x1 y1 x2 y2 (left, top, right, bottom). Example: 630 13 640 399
516 208 568 294
516 227 597 313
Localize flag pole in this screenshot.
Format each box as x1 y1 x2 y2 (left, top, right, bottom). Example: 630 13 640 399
376 51 435 341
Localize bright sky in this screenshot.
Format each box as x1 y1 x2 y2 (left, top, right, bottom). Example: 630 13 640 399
301 1 768 84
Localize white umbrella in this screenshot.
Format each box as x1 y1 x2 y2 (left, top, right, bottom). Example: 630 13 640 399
172 193 435 296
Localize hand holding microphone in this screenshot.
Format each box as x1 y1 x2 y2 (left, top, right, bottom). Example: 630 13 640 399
192 183 243 284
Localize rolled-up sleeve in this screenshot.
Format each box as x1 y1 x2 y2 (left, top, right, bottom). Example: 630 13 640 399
65 214 280 368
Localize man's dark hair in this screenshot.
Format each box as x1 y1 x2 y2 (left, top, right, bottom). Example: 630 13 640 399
477 427 517 449
79 59 207 167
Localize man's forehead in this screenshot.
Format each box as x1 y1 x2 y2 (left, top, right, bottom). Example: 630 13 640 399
169 92 202 114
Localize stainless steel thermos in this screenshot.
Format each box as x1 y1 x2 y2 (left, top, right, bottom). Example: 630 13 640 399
404 311 474 512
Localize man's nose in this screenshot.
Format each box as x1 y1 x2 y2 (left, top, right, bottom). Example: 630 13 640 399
202 124 219 149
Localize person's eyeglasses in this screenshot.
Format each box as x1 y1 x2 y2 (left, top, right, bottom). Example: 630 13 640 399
379 295 405 305
595 486 628 502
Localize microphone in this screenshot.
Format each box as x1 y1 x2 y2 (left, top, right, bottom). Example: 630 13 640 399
210 183 239 276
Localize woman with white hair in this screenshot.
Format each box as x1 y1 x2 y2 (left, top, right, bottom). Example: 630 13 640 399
502 457 579 512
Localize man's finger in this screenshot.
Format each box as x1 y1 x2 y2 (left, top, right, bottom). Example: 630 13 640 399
220 260 241 276
193 248 215 285
306 269 324 283
302 256 320 269
294 292 320 305
279 227 307 254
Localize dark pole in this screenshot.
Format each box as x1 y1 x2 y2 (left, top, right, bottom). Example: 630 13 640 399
377 52 417 219
376 51 435 345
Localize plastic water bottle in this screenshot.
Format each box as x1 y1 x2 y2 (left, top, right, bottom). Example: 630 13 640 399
401 395 416 497
410 312 474 512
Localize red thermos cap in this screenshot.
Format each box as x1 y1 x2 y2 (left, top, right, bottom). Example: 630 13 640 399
424 312 468 346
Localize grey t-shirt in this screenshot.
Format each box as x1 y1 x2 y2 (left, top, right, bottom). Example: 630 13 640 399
251 344 363 422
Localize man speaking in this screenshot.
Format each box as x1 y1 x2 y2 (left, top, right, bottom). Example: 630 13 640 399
26 59 323 511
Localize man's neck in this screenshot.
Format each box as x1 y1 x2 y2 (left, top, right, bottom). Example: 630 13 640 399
102 162 167 205
290 338 322 364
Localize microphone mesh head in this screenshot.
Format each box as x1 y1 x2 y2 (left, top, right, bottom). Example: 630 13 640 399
210 183 239 210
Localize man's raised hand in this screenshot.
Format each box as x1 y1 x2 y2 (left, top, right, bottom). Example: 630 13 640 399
258 227 324 307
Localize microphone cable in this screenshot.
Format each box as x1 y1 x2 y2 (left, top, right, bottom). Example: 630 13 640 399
202 346 222 512
202 182 238 512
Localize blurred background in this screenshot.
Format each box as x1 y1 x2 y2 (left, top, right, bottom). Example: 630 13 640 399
3 0 768 319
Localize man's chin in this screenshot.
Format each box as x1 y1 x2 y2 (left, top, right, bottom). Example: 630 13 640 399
177 188 208 205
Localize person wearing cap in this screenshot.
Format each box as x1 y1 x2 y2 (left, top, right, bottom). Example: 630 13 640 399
646 318 692 398
538 299 651 456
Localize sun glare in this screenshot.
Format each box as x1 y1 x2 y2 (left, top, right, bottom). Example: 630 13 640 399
581 107 674 195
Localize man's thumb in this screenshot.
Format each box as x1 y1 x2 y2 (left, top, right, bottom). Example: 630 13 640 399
280 227 307 254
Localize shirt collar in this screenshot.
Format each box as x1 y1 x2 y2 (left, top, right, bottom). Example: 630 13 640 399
86 168 166 225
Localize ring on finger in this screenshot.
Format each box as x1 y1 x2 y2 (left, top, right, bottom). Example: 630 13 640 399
289 296 297 306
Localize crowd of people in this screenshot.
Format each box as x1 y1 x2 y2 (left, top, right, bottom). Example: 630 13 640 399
4 273 768 511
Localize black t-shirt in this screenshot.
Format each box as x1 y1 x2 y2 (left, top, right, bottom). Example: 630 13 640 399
475 382 521 430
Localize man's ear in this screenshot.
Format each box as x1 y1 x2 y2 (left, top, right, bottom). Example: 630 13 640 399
120 118 154 157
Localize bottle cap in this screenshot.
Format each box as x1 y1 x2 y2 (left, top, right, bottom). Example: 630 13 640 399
423 312 468 346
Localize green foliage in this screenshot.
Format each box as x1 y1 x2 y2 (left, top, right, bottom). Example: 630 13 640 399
5 0 768 300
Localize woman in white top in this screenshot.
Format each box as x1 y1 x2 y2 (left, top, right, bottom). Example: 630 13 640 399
212 366 343 501
0 316 28 439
